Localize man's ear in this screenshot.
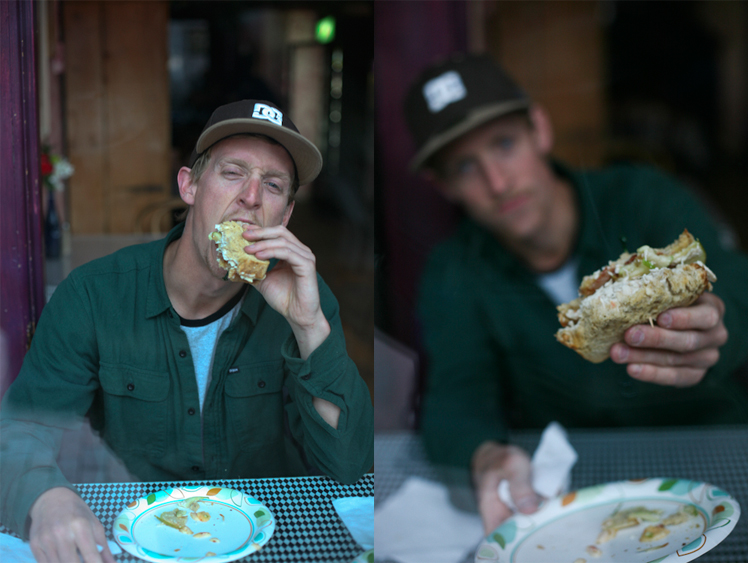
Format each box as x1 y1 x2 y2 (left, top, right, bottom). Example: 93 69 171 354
177 167 197 205
529 105 554 155
282 200 295 227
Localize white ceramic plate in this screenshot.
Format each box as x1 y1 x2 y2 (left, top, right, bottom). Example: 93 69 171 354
113 486 275 562
475 478 740 563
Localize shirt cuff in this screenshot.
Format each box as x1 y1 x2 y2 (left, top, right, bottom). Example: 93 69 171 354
281 328 349 393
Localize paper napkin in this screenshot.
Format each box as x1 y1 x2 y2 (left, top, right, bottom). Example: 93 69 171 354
333 496 374 551
498 421 578 510
374 476 484 563
0 532 121 563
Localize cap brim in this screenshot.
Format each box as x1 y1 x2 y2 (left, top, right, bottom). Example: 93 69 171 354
408 100 531 172
196 119 323 185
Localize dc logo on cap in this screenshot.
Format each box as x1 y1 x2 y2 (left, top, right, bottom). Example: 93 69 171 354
252 103 283 126
423 71 467 113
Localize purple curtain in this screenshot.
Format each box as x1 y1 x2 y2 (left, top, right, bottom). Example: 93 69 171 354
1 0 45 398
375 1 467 348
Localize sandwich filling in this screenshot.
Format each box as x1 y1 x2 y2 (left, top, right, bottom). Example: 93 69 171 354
209 221 269 284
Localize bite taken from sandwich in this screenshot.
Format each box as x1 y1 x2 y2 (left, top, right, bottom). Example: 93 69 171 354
556 229 717 363
209 220 269 284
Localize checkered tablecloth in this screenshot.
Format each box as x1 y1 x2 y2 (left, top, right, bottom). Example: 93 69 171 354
375 426 748 563
1 474 373 563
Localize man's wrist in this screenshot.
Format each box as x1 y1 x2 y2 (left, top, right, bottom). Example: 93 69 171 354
291 312 331 360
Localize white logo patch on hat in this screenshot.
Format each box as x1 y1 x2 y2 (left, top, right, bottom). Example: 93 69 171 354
252 103 283 126
423 71 467 113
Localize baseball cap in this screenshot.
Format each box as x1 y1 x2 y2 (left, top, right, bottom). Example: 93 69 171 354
404 53 531 171
189 99 323 185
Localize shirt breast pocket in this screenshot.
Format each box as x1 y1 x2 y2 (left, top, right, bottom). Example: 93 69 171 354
98 363 170 457
224 361 285 448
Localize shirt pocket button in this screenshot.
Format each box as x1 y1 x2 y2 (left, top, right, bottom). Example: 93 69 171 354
127 383 135 391
257 380 266 389
179 350 187 358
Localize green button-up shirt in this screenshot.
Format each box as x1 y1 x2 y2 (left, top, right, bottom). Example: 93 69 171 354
0 223 373 538
418 163 748 469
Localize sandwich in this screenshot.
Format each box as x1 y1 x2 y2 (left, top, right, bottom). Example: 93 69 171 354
555 229 716 363
209 221 269 284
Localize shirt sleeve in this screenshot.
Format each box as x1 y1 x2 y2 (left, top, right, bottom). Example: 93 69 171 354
417 242 510 469
280 276 374 484
0 275 98 539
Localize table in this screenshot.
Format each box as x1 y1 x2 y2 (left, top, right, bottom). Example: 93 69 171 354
0 474 373 563
375 426 748 562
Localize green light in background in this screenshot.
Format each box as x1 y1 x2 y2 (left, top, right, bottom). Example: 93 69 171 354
316 16 335 44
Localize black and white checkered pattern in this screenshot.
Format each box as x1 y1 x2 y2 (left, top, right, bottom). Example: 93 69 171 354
1 474 373 563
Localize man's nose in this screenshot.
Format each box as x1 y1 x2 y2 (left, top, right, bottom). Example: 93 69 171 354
481 159 510 196
238 178 262 207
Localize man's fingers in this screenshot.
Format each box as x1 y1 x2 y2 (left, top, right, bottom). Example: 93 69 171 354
657 293 724 331
611 343 720 369
478 494 512 535
624 324 726 354
627 363 706 387
93 525 116 563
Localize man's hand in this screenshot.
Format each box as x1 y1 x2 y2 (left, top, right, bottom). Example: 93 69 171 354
243 225 330 360
29 487 114 563
471 441 541 534
610 292 728 387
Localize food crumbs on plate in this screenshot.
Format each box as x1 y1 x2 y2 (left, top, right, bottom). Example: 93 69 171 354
210 537 221 543
637 543 669 553
536 544 545 550
193 532 211 539
191 511 211 522
573 559 586 563
640 524 670 543
586 545 602 557
179 526 193 535
206 553 216 557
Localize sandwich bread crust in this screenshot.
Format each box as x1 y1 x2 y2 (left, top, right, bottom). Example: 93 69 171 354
209 221 269 284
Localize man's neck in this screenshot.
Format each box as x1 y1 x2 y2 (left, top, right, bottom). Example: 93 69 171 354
163 228 244 321
500 176 579 274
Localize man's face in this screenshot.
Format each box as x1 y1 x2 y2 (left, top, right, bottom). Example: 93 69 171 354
434 110 559 246
179 135 295 278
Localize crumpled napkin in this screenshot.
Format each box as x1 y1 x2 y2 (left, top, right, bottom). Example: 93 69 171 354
373 477 483 563
333 496 374 551
0 532 121 563
498 421 578 510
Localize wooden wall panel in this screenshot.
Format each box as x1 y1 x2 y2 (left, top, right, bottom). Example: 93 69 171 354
487 1 607 168
104 1 170 233
64 1 106 233
64 1 170 234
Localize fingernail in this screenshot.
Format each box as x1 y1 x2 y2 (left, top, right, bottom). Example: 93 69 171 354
629 364 642 376
616 345 629 362
630 329 644 346
659 312 672 328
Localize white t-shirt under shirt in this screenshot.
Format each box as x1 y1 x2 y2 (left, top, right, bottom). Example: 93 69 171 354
178 287 247 412
535 256 580 306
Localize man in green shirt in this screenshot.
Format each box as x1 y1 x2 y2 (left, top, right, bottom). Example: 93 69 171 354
404 54 748 535
0 100 374 562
